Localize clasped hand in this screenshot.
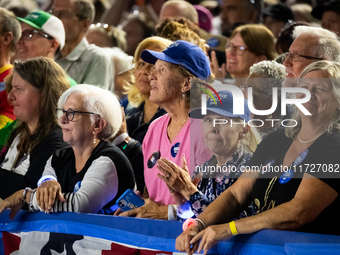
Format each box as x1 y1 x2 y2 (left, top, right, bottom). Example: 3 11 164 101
176 223 232 255
157 156 200 201
36 180 65 213
0 190 26 219
115 194 168 220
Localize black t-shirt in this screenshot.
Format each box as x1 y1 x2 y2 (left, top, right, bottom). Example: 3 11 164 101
250 128 340 235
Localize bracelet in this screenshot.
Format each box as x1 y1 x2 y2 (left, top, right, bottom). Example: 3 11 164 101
229 221 238 236
196 218 207 231
22 187 32 203
37 175 57 187
29 189 37 212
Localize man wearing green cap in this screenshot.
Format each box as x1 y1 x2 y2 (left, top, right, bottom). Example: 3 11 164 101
16 10 65 61
16 10 76 87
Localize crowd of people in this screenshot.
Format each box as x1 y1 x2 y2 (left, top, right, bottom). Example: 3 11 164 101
0 0 340 254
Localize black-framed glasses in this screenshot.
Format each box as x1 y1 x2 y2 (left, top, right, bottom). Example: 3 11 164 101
225 42 249 56
21 29 53 41
49 9 86 20
56 108 99 121
284 52 323 62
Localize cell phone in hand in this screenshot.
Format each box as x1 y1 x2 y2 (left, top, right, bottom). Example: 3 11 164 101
116 189 145 212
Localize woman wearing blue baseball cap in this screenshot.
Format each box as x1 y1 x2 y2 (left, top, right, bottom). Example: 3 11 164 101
118 40 212 219
176 60 340 254
158 90 260 220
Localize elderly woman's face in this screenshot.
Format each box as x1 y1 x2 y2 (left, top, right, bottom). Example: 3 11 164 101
134 45 163 96
148 59 184 106
226 33 264 78
202 114 245 157
59 93 96 147
297 70 339 120
7 72 41 128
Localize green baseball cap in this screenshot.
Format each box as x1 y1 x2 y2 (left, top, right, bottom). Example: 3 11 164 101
17 10 65 49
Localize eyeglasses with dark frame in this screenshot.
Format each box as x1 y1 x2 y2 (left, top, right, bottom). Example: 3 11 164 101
21 29 53 41
284 52 323 62
56 108 100 121
225 41 249 56
49 9 86 20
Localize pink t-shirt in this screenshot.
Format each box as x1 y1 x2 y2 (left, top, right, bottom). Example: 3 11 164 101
143 114 212 205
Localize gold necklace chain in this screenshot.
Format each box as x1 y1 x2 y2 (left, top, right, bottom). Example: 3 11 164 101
167 116 189 142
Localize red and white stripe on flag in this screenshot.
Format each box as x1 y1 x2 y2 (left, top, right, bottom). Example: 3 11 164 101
2 232 182 255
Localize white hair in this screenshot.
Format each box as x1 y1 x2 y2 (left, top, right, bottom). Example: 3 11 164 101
292 26 340 62
249 60 286 97
58 84 122 140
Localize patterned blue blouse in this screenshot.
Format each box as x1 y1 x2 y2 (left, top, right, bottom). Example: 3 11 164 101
188 146 255 218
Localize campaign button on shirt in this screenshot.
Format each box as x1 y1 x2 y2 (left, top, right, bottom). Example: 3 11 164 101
147 151 161 168
171 142 181 157
74 181 82 193
279 169 294 184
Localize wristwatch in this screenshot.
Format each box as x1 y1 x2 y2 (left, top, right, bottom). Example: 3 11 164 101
189 191 202 205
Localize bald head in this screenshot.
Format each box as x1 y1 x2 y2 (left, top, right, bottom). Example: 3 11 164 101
158 0 198 25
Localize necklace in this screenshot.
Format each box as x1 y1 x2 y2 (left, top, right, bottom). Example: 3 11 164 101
167 116 189 142
298 131 325 144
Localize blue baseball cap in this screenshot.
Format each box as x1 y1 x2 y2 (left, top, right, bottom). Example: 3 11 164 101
189 90 251 122
141 40 211 79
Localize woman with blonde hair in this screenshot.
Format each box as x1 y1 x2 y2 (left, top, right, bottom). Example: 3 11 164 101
125 36 172 143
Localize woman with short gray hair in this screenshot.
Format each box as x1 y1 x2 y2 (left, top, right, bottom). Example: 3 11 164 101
0 84 135 216
243 60 286 138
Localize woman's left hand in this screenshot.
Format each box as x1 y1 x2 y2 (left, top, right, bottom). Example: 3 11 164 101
36 180 65 213
118 198 168 219
157 156 198 200
0 190 26 219
190 224 231 255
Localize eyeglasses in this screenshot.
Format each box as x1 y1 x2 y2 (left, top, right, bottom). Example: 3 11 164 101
284 52 323 62
225 42 249 56
21 29 53 41
56 108 99 121
49 9 86 20
240 84 266 94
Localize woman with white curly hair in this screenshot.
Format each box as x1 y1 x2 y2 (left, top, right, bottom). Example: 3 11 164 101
0 85 135 217
242 60 286 138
